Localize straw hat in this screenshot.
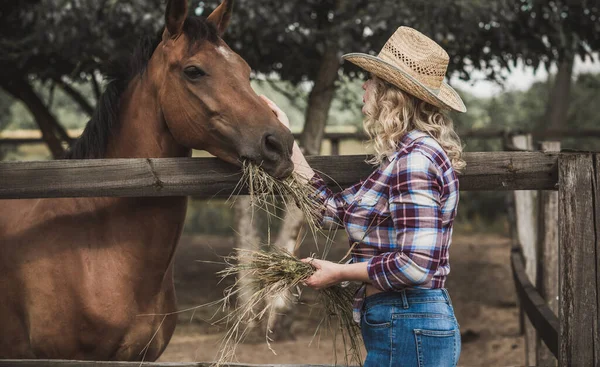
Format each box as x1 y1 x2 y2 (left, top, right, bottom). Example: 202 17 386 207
343 26 466 113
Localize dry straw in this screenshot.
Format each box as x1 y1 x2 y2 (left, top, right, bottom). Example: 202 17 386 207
209 163 362 366
230 161 326 240
213 246 362 367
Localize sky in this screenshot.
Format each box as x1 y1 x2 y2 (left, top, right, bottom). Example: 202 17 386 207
451 54 600 98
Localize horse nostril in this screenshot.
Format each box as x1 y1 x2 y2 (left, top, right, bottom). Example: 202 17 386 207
263 134 284 158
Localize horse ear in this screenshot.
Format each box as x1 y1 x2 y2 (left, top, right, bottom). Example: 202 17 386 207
206 0 234 36
165 0 188 39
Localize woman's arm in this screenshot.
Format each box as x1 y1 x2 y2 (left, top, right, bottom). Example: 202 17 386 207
302 150 445 291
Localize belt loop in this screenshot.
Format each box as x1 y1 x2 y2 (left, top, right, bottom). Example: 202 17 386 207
401 290 409 309
442 288 452 306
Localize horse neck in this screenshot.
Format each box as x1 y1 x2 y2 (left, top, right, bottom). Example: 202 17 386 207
97 75 190 274
105 75 190 159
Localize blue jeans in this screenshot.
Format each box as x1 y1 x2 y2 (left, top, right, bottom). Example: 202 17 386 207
360 288 461 367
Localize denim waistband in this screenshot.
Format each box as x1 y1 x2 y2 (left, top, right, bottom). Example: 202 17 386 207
363 288 452 309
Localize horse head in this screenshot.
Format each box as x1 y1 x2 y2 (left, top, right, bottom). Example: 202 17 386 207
150 0 295 179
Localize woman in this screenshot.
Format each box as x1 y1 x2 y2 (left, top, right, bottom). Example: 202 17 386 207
263 26 466 367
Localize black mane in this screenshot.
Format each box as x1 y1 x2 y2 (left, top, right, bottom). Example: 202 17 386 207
64 17 219 159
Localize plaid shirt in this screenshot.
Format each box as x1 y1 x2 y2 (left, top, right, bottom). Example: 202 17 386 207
309 130 459 322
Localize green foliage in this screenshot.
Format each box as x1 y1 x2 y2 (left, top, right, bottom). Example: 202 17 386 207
207 0 600 85
0 0 163 82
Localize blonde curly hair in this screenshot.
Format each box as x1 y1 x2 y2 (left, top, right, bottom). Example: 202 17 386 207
363 77 466 172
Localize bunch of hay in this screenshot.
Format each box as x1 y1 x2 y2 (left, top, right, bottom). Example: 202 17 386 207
230 161 326 238
214 246 362 366
211 163 362 366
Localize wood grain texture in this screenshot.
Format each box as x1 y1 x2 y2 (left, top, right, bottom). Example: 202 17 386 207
536 141 560 366
558 153 599 366
511 135 537 366
511 249 559 358
0 152 559 199
0 361 348 367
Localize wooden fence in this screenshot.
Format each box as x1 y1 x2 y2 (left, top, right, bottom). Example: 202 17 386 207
505 134 599 366
2 128 600 156
0 361 333 367
0 150 598 366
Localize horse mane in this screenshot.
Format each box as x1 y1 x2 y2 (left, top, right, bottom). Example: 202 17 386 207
64 17 219 159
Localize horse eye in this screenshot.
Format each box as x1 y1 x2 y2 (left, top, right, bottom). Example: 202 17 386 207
184 66 206 80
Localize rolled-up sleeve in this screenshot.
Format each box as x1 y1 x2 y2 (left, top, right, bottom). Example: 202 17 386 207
367 152 443 290
309 173 360 227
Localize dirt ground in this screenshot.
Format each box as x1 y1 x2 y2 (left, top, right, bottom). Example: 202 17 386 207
159 231 524 366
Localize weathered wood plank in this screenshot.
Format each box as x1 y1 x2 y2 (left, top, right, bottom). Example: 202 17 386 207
536 141 560 366
511 249 559 358
0 361 347 367
558 153 599 366
511 134 537 366
0 152 559 199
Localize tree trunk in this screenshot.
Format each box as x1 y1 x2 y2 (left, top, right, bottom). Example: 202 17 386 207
299 43 341 156
233 196 261 331
543 56 574 132
55 77 95 116
2 77 67 158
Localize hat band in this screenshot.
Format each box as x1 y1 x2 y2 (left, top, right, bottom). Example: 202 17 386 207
378 49 445 90
372 54 442 96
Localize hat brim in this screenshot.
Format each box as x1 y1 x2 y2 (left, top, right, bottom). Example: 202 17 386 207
343 53 467 113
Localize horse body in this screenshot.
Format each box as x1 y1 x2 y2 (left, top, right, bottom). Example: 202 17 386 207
0 196 184 360
0 0 293 360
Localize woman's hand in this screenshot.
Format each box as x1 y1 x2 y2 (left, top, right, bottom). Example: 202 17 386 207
260 95 290 130
302 259 371 290
301 258 343 290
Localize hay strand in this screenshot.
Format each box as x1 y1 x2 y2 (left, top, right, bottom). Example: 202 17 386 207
212 245 362 366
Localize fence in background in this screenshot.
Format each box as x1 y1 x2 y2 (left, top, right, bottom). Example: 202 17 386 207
2 128 600 155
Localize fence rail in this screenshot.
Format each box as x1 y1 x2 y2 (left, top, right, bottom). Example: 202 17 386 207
0 361 342 367
511 247 559 357
0 152 559 199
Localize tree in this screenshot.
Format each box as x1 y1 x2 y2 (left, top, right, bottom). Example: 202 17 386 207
0 0 164 157
506 1 600 133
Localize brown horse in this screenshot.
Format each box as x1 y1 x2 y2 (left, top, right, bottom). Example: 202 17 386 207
0 0 293 361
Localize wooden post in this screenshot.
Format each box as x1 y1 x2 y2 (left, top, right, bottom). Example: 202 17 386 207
536 141 560 366
558 153 599 366
330 138 340 156
502 135 525 336
511 134 538 366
